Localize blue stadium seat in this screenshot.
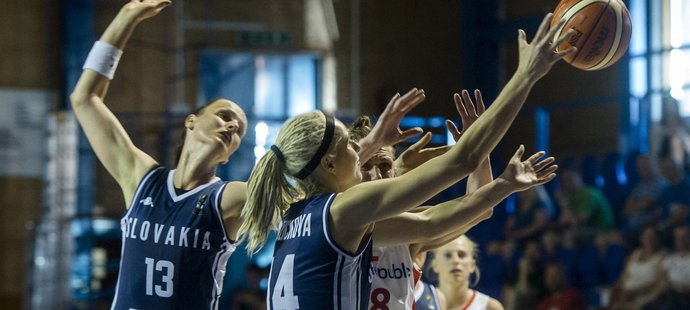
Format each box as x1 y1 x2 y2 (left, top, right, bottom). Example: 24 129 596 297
602 244 627 285
576 246 602 288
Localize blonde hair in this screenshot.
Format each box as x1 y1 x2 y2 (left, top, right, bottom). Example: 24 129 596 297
460 235 481 286
238 111 341 253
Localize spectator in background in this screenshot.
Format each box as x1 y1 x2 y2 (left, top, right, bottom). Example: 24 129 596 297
640 225 690 310
557 164 615 244
608 226 666 310
504 186 554 248
512 240 547 310
650 94 690 172
656 156 690 240
537 263 587 310
540 226 564 263
623 154 667 235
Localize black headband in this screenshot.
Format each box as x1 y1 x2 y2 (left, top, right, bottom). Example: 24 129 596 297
295 113 335 180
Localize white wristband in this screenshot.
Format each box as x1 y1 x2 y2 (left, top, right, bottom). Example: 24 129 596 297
82 41 123 80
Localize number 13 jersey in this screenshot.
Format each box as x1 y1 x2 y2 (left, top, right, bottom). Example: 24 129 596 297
112 167 236 310
268 193 373 310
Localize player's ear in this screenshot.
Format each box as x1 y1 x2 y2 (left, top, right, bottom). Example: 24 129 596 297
185 114 196 130
320 155 336 174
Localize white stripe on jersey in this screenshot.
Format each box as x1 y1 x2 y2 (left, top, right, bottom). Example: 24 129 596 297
210 242 234 310
318 193 372 310
112 166 163 310
210 183 236 310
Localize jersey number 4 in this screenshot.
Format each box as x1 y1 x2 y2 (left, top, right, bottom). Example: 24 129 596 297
272 254 299 310
145 257 174 298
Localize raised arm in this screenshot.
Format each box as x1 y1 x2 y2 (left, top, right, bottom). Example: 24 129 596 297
332 14 574 229
69 0 170 204
373 146 557 249
445 89 493 193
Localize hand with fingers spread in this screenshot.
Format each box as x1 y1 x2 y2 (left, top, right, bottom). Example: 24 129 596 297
372 88 426 145
498 145 558 192
394 132 451 176
358 88 426 163
517 13 577 81
446 89 486 142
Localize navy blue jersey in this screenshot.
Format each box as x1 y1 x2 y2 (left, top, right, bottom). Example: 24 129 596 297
268 193 373 310
414 282 442 310
112 167 236 310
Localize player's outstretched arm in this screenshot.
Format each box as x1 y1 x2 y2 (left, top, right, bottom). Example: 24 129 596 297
70 0 170 204
373 145 557 248
333 13 568 228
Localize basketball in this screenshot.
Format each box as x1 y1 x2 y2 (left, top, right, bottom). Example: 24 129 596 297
551 0 632 71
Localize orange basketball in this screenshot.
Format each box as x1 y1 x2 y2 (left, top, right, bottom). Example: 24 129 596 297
551 0 632 71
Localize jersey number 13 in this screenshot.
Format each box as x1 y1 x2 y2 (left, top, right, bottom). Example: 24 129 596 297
145 257 174 298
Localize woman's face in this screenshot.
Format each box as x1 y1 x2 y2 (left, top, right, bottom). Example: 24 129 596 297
188 99 247 162
330 121 362 190
433 238 476 284
360 147 395 182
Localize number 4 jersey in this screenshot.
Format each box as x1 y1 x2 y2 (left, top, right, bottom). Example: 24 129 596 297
112 167 236 310
268 193 373 310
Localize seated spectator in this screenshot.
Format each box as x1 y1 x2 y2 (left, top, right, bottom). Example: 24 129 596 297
656 156 690 240
541 226 563 263
608 226 666 310
623 154 667 234
537 263 587 310
640 225 690 310
512 241 547 310
557 164 615 245
505 186 555 248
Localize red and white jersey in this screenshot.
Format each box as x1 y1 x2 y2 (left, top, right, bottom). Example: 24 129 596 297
463 289 490 310
369 244 416 310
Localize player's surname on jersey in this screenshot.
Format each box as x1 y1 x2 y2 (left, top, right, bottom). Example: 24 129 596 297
276 213 312 241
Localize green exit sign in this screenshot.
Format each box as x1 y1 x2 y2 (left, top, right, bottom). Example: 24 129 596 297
238 31 291 47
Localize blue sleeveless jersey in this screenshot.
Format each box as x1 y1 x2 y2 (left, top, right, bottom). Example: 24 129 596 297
112 167 236 310
268 193 373 310
414 282 442 310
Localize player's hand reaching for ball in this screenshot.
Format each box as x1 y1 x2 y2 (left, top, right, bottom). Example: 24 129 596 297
516 13 577 81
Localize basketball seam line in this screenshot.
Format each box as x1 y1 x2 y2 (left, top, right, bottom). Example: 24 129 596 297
554 0 605 61
590 1 625 70
572 0 612 69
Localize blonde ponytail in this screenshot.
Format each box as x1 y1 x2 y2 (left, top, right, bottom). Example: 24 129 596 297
238 151 295 254
239 111 341 253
